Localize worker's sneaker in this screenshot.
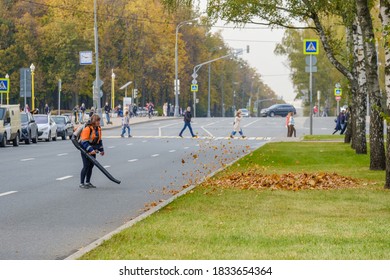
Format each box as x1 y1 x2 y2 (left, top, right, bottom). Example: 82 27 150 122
85 182 96 188
79 183 90 189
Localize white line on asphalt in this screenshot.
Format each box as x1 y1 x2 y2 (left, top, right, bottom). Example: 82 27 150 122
128 159 139 162
57 153 68 156
151 154 159 157
127 143 133 146
107 146 115 149
243 119 260 128
184 147 189 149
158 123 178 137
56 175 73 181
142 140 148 143
169 150 176 153
0 191 18 198
20 158 35 162
201 126 214 137
104 165 110 168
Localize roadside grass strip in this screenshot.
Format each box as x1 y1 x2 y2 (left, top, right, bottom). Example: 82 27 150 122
79 141 390 260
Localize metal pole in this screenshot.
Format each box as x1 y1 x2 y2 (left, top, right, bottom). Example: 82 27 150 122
94 0 103 125
24 69 27 109
221 74 224 117
174 24 179 117
309 54 313 135
207 63 211 117
111 70 115 110
193 91 196 118
58 79 61 115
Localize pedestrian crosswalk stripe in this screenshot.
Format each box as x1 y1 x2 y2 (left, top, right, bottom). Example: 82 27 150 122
103 135 272 141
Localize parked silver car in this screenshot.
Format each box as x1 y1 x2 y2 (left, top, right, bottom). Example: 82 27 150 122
34 114 57 142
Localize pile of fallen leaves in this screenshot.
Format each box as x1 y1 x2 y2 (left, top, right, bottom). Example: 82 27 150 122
205 170 359 191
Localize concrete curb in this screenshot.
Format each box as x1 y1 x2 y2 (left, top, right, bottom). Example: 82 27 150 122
65 137 255 260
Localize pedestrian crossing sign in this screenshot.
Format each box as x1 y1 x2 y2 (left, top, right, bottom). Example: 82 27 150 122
0 78 10 93
304 39 319 55
191 84 198 92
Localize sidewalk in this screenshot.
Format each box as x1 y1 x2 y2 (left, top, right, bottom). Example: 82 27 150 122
100 115 175 130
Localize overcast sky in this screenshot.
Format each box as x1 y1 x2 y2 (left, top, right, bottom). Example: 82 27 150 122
197 0 295 103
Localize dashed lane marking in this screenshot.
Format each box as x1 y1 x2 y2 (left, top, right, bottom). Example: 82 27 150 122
57 153 68 156
56 175 73 181
0 191 18 198
20 158 35 162
128 159 139 162
151 154 159 157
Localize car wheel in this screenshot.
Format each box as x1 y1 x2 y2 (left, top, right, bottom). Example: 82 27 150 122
25 130 31 144
32 130 38 143
13 132 20 146
269 112 275 117
0 133 6 147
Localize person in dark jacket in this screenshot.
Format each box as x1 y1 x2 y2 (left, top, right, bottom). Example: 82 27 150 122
179 106 197 138
79 114 105 189
332 109 346 135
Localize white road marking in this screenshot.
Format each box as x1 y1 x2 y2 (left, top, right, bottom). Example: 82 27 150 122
142 140 148 143
20 158 35 162
103 165 110 168
243 119 260 128
128 159 138 162
107 146 115 149
151 154 159 157
0 191 18 197
127 143 133 146
169 150 176 153
201 126 214 137
184 147 189 149
56 175 73 181
158 123 179 137
57 153 68 156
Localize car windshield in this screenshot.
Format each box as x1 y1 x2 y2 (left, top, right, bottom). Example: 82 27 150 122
21 113 28 123
34 115 48 124
52 117 66 124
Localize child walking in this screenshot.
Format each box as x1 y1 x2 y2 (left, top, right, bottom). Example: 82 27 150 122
230 109 246 138
120 111 132 137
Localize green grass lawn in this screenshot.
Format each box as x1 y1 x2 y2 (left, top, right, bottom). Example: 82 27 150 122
80 141 390 260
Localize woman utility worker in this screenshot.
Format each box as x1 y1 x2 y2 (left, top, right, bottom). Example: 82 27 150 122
79 114 105 189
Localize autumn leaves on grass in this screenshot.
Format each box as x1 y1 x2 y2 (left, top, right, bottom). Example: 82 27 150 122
205 170 359 191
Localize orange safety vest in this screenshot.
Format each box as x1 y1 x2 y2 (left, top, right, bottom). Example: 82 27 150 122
80 125 102 143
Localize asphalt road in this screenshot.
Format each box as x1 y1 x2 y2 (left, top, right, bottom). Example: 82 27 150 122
0 116 337 259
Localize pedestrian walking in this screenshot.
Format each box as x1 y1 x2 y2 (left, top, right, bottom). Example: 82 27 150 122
287 112 296 137
44 103 50 115
230 109 246 138
80 103 86 123
340 107 349 135
332 109 346 135
120 111 132 138
79 114 105 189
179 106 197 138
104 102 111 124
285 113 291 137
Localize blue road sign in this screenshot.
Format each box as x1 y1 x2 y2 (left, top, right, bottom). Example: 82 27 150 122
304 39 319 55
191 84 198 92
0 78 9 93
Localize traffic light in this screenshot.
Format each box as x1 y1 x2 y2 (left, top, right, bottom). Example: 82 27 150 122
133 89 138 98
246 45 250 53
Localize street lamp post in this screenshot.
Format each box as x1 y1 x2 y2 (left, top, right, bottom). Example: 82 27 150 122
175 18 198 117
94 0 103 126
30 63 35 110
5 74 9 105
111 69 115 110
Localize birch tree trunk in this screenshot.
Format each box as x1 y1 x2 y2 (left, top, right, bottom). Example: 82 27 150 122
356 0 386 170
351 19 368 154
380 0 390 188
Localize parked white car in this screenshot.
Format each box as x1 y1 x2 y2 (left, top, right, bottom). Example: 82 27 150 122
34 114 57 142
